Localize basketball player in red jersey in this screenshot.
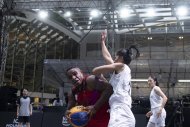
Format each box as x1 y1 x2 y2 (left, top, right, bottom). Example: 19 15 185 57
65 67 113 127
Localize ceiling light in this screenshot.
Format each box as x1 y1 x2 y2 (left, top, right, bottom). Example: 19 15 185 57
76 8 81 12
179 36 183 40
38 10 48 19
131 79 148 82
64 11 72 17
90 9 100 18
178 80 190 83
146 8 156 17
58 10 63 13
32 9 40 11
119 8 132 18
148 37 152 40
176 6 188 16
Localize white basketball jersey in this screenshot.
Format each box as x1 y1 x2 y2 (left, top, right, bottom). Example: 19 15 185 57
150 86 162 109
109 64 132 108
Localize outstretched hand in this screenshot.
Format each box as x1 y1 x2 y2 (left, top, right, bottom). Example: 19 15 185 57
101 30 107 42
65 110 71 121
146 111 152 118
84 105 97 119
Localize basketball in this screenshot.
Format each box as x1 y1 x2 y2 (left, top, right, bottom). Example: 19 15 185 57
68 106 89 127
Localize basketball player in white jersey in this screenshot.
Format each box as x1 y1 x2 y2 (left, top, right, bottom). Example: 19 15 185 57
146 75 168 127
92 31 140 127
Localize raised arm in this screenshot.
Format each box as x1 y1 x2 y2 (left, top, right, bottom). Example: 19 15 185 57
101 31 114 64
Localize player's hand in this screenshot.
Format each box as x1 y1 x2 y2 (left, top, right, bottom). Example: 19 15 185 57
101 30 107 42
16 112 19 117
85 105 97 118
30 112 32 116
157 108 162 118
65 109 73 125
146 111 152 118
65 110 71 120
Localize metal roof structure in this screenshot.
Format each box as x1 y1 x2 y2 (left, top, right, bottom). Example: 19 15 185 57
12 0 190 38
0 0 190 95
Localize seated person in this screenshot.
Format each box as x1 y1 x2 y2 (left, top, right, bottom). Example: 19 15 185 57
53 94 63 106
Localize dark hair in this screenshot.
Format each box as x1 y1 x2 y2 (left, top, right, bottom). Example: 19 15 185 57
65 67 76 77
65 67 74 75
65 67 81 74
22 88 28 91
20 88 28 96
116 45 140 65
149 75 159 86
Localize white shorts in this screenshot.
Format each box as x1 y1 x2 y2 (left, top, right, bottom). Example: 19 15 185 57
108 104 135 127
149 107 166 127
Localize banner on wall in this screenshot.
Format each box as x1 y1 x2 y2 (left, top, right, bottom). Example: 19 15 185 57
62 116 71 127
5 117 19 127
0 111 42 127
1 107 190 127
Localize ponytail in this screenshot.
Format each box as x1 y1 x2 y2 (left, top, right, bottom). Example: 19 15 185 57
128 45 140 59
117 45 140 65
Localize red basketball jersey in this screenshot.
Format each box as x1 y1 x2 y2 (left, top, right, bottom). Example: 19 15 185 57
75 77 110 127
